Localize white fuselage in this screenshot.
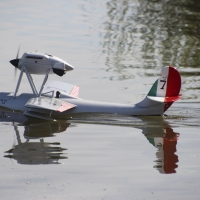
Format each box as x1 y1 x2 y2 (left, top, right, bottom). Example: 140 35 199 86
0 92 164 119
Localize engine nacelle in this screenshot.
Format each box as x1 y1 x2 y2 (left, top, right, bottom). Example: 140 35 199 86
10 51 74 76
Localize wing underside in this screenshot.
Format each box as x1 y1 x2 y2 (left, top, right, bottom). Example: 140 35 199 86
25 96 76 112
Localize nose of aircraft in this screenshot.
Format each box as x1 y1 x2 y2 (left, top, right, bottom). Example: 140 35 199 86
10 59 19 68
65 62 74 71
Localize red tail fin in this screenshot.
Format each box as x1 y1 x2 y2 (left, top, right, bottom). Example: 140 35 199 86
163 66 181 111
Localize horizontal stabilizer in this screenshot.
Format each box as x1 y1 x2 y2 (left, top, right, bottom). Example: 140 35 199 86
24 111 54 120
165 95 182 102
147 94 182 103
25 96 76 112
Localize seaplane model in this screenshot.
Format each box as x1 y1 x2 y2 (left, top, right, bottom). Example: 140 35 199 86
1 49 181 120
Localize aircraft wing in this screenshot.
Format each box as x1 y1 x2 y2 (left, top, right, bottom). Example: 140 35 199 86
25 96 76 112
42 80 79 98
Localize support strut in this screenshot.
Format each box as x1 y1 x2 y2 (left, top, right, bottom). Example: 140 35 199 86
13 66 50 98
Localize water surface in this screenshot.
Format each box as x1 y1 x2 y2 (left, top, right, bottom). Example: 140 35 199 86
0 0 200 199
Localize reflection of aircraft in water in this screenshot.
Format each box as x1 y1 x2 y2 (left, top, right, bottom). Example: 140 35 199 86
2 111 69 165
2 111 179 171
142 117 179 174
68 115 180 174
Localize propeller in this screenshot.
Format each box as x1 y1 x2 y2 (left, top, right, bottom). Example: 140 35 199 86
10 45 20 79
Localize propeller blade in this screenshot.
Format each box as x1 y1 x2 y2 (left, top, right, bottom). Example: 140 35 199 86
14 66 17 81
10 45 21 80
16 45 20 59
10 45 20 68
